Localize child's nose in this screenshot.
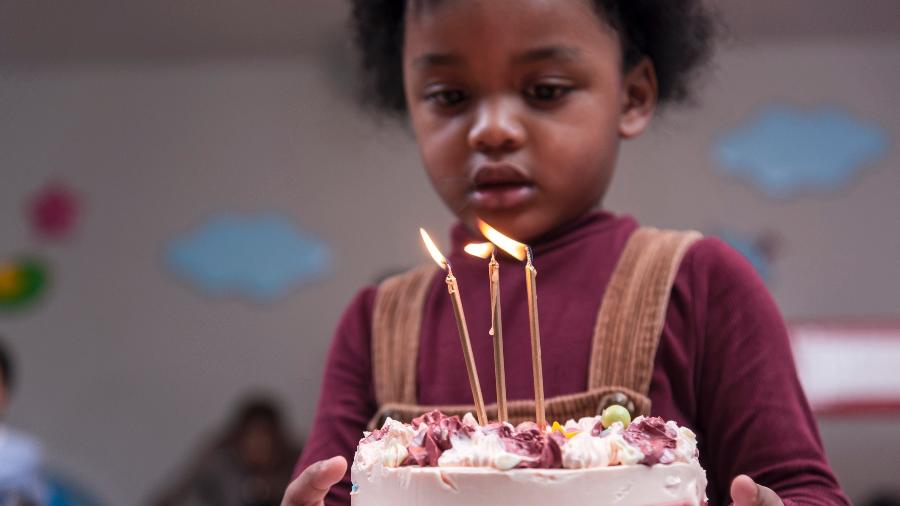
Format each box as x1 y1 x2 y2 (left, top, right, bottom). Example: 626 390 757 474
467 100 526 154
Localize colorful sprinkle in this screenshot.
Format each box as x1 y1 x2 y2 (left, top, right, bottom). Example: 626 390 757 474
551 421 579 439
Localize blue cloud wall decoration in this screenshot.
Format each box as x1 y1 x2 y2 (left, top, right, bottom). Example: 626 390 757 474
714 105 888 198
166 213 332 301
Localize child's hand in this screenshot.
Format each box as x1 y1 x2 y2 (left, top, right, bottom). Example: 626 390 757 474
281 456 347 506
730 474 784 506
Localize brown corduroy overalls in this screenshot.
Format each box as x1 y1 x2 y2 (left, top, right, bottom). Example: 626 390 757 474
367 227 701 429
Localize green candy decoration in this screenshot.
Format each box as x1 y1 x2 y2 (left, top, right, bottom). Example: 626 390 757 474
601 404 632 429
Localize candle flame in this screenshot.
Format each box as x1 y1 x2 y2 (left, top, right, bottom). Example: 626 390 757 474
477 219 527 261
420 228 448 269
464 242 494 259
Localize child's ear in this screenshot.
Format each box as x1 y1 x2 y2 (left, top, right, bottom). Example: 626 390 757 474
618 58 658 139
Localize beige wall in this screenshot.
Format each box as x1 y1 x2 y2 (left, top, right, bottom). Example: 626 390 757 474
0 37 898 506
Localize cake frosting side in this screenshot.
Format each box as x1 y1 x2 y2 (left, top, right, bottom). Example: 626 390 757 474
352 461 706 506
351 410 707 505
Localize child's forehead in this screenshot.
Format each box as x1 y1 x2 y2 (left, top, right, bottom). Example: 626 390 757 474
403 0 616 61
405 0 604 34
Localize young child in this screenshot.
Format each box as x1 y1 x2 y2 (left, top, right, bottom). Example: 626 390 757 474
283 1 849 505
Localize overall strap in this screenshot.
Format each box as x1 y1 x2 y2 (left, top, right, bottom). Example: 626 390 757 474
371 264 437 408
587 227 702 409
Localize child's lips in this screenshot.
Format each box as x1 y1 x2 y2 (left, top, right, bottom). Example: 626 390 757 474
470 163 535 210
471 182 535 210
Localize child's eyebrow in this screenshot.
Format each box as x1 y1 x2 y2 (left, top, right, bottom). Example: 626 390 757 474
513 45 582 64
410 45 581 70
411 53 462 69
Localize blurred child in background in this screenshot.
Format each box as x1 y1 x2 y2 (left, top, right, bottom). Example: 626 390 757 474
0 338 46 506
151 395 300 506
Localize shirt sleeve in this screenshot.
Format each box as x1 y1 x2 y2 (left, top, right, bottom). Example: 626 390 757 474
293 286 379 506
690 238 849 505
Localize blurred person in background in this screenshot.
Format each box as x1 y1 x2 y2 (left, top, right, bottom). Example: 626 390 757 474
0 338 47 506
149 395 301 506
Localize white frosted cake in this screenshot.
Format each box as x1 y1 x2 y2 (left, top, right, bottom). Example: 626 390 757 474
351 410 707 505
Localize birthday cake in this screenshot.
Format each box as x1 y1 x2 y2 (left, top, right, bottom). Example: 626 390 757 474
351 408 707 505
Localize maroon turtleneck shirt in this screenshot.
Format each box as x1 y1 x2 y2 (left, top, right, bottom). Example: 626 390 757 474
295 211 848 505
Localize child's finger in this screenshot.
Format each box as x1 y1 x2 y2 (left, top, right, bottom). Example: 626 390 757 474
281 456 348 506
730 474 783 506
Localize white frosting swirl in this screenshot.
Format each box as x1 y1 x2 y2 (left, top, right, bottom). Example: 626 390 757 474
564 416 603 434
561 431 613 469
673 424 699 463
438 429 523 470
600 422 645 466
354 418 418 469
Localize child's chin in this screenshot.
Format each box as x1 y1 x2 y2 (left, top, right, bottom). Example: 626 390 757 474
470 211 552 244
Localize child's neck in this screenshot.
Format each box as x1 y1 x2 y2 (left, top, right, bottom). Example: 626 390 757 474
527 208 614 247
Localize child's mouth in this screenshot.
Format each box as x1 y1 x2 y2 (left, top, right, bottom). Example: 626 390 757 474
470 164 536 210
472 182 535 210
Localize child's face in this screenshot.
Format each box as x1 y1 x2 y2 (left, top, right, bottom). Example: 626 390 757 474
403 0 656 242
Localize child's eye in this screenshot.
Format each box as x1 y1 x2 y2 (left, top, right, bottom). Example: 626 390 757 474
525 83 572 102
425 89 469 109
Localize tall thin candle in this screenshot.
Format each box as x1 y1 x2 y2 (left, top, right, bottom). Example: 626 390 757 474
524 247 546 428
420 228 488 425
477 220 545 428
488 251 509 423
464 241 508 423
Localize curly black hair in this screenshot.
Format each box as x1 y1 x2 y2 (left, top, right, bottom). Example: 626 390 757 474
350 0 717 115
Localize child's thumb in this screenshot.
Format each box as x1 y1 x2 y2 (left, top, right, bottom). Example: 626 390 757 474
730 474 783 506
282 456 348 506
